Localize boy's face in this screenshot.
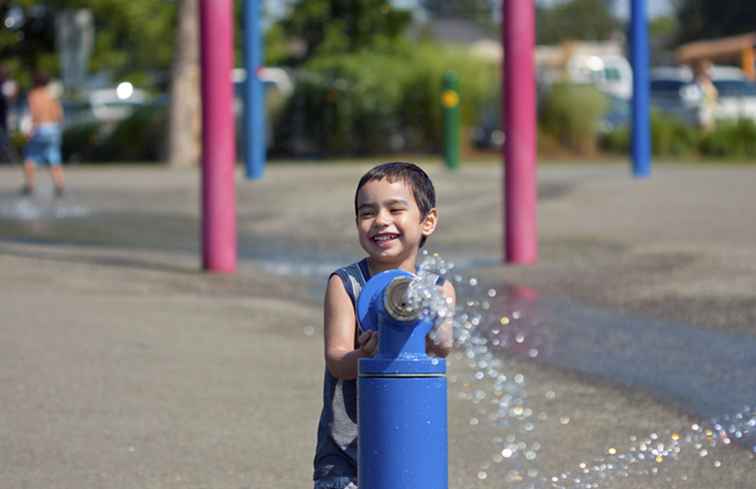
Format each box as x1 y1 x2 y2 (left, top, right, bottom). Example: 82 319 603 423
355 178 437 269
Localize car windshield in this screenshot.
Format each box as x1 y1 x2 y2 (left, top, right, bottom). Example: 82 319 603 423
651 79 687 93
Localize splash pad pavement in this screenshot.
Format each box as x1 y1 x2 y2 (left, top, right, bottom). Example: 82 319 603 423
0 163 754 488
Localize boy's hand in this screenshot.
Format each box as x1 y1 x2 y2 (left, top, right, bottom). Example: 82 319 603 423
358 330 379 357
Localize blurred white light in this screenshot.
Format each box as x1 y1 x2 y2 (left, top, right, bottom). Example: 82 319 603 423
116 82 134 100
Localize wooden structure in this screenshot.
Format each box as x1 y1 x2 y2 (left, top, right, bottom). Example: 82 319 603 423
677 32 756 80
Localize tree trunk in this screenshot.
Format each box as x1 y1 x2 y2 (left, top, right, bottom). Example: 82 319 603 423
167 0 201 167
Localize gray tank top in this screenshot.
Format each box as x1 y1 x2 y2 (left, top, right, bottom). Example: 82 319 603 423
313 259 371 480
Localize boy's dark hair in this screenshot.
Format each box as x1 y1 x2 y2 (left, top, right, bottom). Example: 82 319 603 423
354 162 436 247
32 71 50 88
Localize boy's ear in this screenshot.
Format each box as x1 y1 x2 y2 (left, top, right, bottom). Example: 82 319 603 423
421 208 438 237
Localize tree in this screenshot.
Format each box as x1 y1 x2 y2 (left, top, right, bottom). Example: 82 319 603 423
421 0 496 26
168 0 201 167
279 0 412 62
536 0 618 45
0 1 175 87
674 0 756 43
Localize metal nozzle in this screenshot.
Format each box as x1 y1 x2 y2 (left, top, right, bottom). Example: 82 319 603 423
383 276 420 322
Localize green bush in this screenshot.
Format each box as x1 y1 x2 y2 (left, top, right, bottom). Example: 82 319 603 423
600 111 699 157
93 106 167 162
539 82 608 155
62 122 105 162
271 42 498 156
699 119 756 159
599 126 630 154
650 111 698 157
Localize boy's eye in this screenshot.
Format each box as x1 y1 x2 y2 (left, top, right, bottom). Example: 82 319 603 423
359 210 376 218
390 208 405 214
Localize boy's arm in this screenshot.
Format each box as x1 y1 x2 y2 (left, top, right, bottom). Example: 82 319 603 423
426 280 455 358
324 274 378 380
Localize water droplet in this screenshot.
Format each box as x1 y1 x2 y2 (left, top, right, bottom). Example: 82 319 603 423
477 471 487 480
470 417 479 426
713 460 722 468
608 448 617 455
545 390 556 400
499 316 510 326
487 288 496 297
469 278 478 286
501 448 514 458
560 417 571 425
303 326 315 336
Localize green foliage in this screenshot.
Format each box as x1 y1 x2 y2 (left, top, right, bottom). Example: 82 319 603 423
536 0 618 45
699 119 756 159
650 111 699 157
271 43 497 156
539 82 608 155
420 0 497 31
675 0 756 44
280 0 412 62
0 1 175 87
62 106 166 163
600 113 756 160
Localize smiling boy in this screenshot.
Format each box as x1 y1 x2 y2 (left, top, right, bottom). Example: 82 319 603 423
313 162 455 489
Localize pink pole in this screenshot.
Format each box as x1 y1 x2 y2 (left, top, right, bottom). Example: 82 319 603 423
503 0 538 264
200 0 237 272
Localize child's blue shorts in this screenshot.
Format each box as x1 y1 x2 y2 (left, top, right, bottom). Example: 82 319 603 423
25 124 62 166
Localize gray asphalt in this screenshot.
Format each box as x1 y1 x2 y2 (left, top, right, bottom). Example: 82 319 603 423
0 162 754 489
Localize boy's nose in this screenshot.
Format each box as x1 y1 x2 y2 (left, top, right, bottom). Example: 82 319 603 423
375 209 391 225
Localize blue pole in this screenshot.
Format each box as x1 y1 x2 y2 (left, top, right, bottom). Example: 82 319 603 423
356 270 448 489
630 0 651 177
243 0 265 180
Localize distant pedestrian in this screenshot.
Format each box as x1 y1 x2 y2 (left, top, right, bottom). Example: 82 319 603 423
21 71 65 197
694 61 718 131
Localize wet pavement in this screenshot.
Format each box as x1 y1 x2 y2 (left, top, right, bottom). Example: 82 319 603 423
0 163 754 489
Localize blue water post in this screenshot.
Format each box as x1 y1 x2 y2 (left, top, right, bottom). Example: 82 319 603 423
243 0 265 180
630 0 651 177
357 270 448 489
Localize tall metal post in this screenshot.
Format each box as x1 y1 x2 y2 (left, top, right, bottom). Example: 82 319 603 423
357 270 448 489
200 0 237 272
244 0 266 180
631 0 652 177
503 0 538 264
441 71 460 171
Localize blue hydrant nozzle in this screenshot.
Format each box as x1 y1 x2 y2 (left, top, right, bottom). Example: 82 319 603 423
383 276 420 322
357 268 448 489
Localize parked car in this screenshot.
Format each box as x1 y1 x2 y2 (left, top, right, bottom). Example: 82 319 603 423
650 65 756 124
650 66 701 125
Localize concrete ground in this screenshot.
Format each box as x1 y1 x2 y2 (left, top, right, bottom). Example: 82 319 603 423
0 162 753 489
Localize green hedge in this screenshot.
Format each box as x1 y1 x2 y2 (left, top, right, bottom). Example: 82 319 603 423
601 113 756 160
539 82 608 155
62 106 166 163
271 43 498 156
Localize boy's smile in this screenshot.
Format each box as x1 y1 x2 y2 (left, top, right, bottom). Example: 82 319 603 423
355 178 437 273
